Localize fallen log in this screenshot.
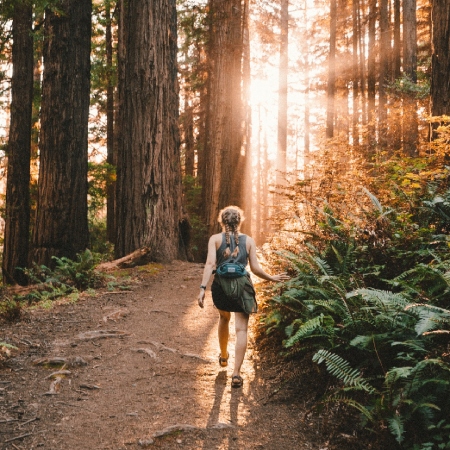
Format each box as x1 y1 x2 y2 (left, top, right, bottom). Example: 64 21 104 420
96 247 153 271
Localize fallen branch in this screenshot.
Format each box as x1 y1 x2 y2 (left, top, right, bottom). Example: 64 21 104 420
18 417 40 428
4 432 33 443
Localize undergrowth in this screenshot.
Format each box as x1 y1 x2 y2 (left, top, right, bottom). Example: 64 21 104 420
262 125 450 448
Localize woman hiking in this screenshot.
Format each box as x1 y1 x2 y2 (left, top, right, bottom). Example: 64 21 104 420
198 205 290 388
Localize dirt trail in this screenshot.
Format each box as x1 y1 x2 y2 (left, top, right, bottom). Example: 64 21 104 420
1 261 336 449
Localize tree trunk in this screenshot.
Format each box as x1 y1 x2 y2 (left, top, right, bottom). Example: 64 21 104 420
359 0 367 127
106 0 116 243
304 0 311 173
430 0 450 119
378 0 389 147
367 0 376 138
183 91 195 177
392 0 401 80
326 0 337 139
115 0 184 262
31 0 91 267
352 0 360 147
242 0 252 235
389 0 402 150
203 0 245 237
277 0 289 183
2 1 33 285
403 0 418 156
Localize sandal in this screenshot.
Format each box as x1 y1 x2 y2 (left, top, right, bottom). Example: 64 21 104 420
219 352 229 367
231 375 243 388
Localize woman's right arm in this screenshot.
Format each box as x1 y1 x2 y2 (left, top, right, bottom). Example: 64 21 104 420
198 235 218 308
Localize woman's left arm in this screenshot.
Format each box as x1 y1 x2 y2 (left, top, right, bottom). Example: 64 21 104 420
247 236 290 282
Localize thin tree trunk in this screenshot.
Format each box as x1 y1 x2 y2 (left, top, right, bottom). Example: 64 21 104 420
392 0 401 80
115 0 184 261
352 0 360 147
326 0 337 139
3 1 33 285
403 0 418 156
379 0 389 147
183 92 195 177
256 105 262 245
277 0 289 183
31 0 91 267
304 0 311 173
106 0 116 243
390 0 402 149
359 0 367 127
367 0 376 141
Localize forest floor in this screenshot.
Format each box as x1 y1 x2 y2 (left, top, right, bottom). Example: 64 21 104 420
0 260 378 450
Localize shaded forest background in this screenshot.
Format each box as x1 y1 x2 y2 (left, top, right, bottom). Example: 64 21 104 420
1 0 450 448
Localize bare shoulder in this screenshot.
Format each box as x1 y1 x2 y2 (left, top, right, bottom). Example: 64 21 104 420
245 235 256 252
209 233 223 248
245 234 256 244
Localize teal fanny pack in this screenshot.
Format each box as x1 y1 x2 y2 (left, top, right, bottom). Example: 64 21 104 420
215 261 247 278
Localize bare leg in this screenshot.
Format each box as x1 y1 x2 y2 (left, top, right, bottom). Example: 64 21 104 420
218 309 231 360
232 312 249 378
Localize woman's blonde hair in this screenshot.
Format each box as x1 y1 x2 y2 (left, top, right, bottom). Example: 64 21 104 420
217 205 245 258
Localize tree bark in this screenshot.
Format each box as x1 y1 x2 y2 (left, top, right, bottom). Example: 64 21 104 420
31 0 91 267
403 0 418 156
2 1 33 285
115 0 184 262
430 0 450 119
392 0 401 80
202 0 245 238
378 0 389 147
105 0 116 243
326 0 337 139
367 0 376 134
352 0 360 147
242 0 252 235
277 0 289 182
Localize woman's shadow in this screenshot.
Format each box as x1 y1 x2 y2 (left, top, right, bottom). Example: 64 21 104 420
202 370 244 448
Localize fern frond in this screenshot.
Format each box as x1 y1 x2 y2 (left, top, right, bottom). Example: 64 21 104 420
284 314 334 347
311 256 334 276
387 415 405 444
385 366 414 385
313 349 376 393
328 394 375 422
362 187 384 214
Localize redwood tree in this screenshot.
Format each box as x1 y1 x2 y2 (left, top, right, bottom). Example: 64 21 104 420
2 0 33 285
115 0 185 261
277 0 289 180
201 0 248 239
403 0 418 156
31 0 91 266
326 0 337 138
430 0 450 119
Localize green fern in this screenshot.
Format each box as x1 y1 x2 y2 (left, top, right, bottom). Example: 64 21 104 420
313 349 377 393
284 314 335 348
387 414 405 444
